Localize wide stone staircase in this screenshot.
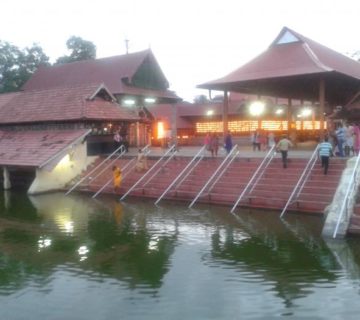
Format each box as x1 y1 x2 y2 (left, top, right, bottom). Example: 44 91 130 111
72 154 347 215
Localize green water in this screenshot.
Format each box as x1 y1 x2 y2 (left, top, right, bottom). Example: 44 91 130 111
0 191 360 320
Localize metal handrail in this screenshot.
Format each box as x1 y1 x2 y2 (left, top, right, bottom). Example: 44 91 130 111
230 145 276 213
279 145 319 218
87 148 126 185
206 150 240 194
65 144 125 195
295 145 319 198
120 145 176 201
248 145 276 194
91 146 151 199
333 152 360 238
189 145 238 208
174 154 205 190
141 149 178 188
155 146 206 205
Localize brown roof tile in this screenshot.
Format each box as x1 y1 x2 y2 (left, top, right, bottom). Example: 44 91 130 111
23 50 150 92
199 27 360 104
0 129 90 167
0 84 139 124
22 50 180 101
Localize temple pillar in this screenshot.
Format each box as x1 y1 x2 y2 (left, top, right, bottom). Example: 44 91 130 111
3 166 11 190
171 103 177 146
136 122 140 147
319 78 325 133
223 91 229 134
287 98 292 133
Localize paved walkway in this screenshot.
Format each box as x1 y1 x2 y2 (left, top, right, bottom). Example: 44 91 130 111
126 142 319 159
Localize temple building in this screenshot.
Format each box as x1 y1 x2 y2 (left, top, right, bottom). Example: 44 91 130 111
0 50 180 192
149 27 360 143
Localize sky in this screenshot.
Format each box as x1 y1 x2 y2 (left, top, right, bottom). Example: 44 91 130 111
1 0 360 102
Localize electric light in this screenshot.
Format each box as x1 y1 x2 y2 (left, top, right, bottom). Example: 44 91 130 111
249 101 265 116
123 99 135 106
144 97 156 104
206 110 214 116
301 108 312 117
157 121 165 139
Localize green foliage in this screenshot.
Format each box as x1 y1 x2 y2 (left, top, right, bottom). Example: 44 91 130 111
0 41 49 93
55 36 96 65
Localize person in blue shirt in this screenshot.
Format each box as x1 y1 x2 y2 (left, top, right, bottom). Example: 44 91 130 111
224 131 233 154
335 123 346 157
318 136 333 175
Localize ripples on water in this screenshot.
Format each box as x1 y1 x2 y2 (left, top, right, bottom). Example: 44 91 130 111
1 191 360 319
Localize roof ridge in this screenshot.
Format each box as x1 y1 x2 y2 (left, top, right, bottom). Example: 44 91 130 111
301 42 333 72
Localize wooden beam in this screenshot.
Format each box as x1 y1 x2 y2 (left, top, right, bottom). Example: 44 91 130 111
287 98 292 133
223 91 229 134
319 78 325 132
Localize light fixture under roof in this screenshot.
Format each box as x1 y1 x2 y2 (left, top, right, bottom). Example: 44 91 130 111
144 97 156 104
123 99 135 106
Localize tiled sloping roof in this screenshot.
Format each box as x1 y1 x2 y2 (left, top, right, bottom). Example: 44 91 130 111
288 28 360 81
0 92 21 110
200 26 360 87
120 83 181 100
22 50 181 102
84 97 139 120
0 129 89 167
0 84 139 124
23 50 150 92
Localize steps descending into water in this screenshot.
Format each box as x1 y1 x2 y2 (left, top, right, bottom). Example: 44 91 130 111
73 154 347 215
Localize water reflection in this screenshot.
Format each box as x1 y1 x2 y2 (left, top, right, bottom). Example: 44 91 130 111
1 191 360 319
209 214 339 307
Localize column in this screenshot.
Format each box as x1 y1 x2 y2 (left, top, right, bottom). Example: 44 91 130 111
319 78 325 133
136 122 140 147
287 98 292 133
223 91 229 134
171 103 177 147
3 166 11 190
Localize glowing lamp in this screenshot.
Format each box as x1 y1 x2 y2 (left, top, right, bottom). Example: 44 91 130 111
301 108 312 117
144 97 156 104
123 99 135 106
249 101 265 116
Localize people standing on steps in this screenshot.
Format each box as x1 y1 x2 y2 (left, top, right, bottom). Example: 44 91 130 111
224 131 233 154
276 134 293 168
318 136 334 175
335 123 346 157
210 133 219 157
135 149 148 172
112 165 122 192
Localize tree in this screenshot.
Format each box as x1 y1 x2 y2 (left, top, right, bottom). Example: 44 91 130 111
194 94 209 104
0 41 49 93
55 36 96 65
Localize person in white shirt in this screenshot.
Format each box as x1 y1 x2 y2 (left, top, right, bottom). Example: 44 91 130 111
276 134 293 168
318 136 333 175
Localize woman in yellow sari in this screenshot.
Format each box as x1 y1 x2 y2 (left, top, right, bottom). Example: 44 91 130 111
112 166 122 192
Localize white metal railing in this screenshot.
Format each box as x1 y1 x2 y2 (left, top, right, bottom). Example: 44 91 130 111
189 145 238 208
92 145 151 198
141 149 178 188
65 144 125 195
120 145 176 201
333 152 360 238
247 146 276 194
230 145 275 213
155 146 206 205
279 145 319 218
206 150 240 194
